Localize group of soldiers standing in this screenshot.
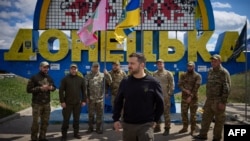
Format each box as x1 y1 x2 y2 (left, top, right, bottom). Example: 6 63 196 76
27 53 231 141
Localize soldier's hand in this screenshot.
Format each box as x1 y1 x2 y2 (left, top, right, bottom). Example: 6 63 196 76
81 102 86 107
185 89 191 95
48 85 54 91
40 84 49 91
152 122 156 128
104 69 108 74
61 102 66 108
217 102 226 111
114 121 122 132
186 96 192 103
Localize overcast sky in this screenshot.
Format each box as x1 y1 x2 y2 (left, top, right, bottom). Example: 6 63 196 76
0 0 249 50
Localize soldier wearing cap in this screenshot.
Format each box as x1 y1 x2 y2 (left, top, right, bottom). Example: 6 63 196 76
59 63 87 140
153 58 175 135
178 61 202 136
104 61 127 110
26 61 56 141
85 62 112 134
194 54 231 141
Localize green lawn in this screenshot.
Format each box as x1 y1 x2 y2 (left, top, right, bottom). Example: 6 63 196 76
0 76 59 119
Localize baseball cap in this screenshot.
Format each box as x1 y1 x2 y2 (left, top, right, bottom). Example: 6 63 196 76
156 59 164 63
112 60 120 65
187 61 195 66
92 62 100 67
210 54 221 60
40 61 49 67
70 63 78 68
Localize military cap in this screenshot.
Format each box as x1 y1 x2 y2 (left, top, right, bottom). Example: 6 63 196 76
210 54 221 60
92 62 100 67
156 59 164 63
40 61 49 67
187 61 195 66
70 63 78 68
112 60 120 65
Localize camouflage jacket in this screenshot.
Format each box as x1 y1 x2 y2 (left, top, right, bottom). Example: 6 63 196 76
178 71 202 99
85 71 112 102
26 71 56 104
153 69 174 97
206 65 231 103
106 69 127 96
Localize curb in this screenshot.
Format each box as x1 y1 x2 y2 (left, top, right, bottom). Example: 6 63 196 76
0 107 32 124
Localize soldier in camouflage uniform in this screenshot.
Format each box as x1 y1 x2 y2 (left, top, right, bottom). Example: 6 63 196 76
104 61 127 110
194 54 231 141
26 61 56 141
153 59 174 136
178 61 202 136
85 62 112 134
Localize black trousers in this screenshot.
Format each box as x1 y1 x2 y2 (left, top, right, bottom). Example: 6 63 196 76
61 103 81 135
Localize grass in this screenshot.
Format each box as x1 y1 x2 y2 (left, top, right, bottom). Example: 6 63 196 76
0 71 249 119
0 76 59 119
174 71 250 105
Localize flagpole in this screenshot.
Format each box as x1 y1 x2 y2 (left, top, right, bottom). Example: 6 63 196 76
244 20 248 121
140 0 144 53
102 0 108 132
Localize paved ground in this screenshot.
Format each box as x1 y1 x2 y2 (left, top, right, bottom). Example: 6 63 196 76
0 103 249 141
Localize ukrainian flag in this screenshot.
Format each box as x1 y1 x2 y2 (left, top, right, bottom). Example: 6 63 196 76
114 0 140 44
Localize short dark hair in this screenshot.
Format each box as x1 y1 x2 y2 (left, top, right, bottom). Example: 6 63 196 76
128 52 146 64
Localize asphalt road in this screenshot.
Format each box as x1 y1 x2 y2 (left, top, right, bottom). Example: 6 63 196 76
0 103 249 141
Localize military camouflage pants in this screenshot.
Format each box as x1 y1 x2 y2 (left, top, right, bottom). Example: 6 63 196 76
31 103 51 140
111 95 116 110
163 96 171 129
88 100 104 130
199 99 226 140
180 98 198 131
156 95 171 129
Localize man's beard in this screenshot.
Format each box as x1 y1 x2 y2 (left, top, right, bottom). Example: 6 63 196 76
129 67 140 75
113 68 119 72
41 70 48 75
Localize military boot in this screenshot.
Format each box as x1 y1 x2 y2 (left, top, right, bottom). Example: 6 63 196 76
154 123 161 133
61 132 67 141
86 127 93 134
87 117 94 134
178 128 188 134
163 127 170 136
96 123 103 134
74 130 81 139
190 125 199 136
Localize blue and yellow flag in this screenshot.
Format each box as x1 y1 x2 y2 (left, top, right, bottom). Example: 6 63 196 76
114 0 140 44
